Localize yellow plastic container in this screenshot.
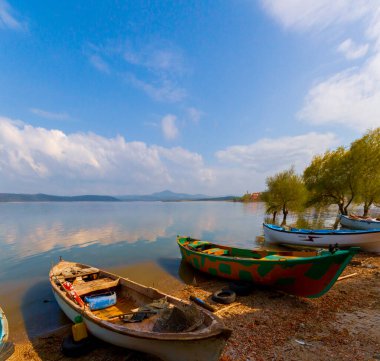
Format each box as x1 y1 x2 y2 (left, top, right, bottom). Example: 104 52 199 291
72 316 88 342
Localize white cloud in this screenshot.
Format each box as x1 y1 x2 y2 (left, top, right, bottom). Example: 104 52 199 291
0 116 343 195
261 0 380 132
337 39 369 60
123 43 186 75
87 40 188 103
187 107 203 123
88 54 110 73
0 0 25 31
161 114 179 140
0 116 216 194
260 0 375 31
127 73 186 103
216 132 339 173
298 54 380 130
30 108 70 120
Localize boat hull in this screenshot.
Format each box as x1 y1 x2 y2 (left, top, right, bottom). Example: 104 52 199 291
177 237 358 298
51 263 229 361
0 307 8 347
340 215 380 231
264 223 380 253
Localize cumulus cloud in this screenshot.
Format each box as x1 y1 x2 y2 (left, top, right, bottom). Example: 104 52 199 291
161 114 179 140
0 116 342 195
0 116 214 194
216 132 339 174
261 0 380 131
0 0 25 31
298 54 380 130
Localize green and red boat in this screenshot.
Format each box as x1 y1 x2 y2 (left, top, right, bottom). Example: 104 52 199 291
177 236 359 298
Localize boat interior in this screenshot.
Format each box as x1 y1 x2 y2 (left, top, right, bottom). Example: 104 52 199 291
51 262 207 333
180 238 319 260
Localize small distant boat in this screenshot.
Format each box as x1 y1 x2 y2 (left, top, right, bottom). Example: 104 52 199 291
263 223 380 253
50 260 231 361
177 236 359 298
340 214 380 230
0 306 9 356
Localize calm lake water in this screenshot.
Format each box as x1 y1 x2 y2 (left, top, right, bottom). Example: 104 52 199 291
0 201 340 341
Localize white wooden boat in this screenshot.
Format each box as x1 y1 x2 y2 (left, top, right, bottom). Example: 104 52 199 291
50 260 231 361
0 306 9 358
263 223 380 253
340 214 380 230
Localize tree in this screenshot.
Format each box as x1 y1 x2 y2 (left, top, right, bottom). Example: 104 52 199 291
350 128 380 216
262 167 307 225
303 147 358 215
260 190 281 223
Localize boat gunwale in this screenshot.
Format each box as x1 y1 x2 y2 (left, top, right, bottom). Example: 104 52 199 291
50 261 230 341
177 236 359 298
340 214 380 225
177 236 359 264
263 222 380 235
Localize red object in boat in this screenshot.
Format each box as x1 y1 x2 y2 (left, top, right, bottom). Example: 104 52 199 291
62 281 85 307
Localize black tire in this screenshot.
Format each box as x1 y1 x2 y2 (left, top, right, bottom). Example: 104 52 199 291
212 289 236 304
61 334 95 358
228 281 254 296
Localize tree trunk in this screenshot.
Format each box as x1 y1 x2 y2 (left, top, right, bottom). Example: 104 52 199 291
332 216 340 230
281 207 288 226
338 202 345 215
343 195 354 215
363 203 371 217
272 211 277 223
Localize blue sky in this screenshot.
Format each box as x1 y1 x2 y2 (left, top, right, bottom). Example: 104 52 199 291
1 1 379 195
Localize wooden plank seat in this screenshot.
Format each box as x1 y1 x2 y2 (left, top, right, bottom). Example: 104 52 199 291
61 266 99 279
186 241 210 251
202 248 229 256
73 277 119 296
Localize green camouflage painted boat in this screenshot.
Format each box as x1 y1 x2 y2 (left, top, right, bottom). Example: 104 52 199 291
177 236 359 298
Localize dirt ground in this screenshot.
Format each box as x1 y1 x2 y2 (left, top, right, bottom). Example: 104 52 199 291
6 252 380 361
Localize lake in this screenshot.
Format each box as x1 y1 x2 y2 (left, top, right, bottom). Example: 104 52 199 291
0 201 340 341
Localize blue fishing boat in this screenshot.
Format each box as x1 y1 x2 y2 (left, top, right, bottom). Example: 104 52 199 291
264 223 380 253
340 214 380 230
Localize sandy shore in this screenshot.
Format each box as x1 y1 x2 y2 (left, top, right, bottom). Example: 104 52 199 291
6 253 380 361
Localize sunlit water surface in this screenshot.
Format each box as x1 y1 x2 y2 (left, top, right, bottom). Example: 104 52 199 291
0 201 341 341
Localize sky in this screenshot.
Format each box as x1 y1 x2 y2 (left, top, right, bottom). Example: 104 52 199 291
1 0 380 196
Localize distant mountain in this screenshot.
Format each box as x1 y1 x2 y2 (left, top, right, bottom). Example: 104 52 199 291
0 190 238 202
118 190 213 201
0 193 120 202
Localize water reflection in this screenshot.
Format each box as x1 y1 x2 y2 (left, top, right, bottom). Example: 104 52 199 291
0 201 342 341
264 205 342 230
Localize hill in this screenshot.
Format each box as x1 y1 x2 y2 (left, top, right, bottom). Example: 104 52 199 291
0 193 120 202
118 190 213 201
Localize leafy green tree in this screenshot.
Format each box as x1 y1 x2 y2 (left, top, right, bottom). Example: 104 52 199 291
303 147 358 215
260 190 281 223
350 128 380 216
262 167 307 225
